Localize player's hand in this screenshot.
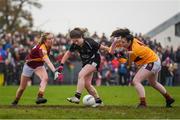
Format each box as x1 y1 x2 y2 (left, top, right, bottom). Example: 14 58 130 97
54 64 64 81
54 71 59 80
57 72 64 81
114 51 126 58
54 71 64 81
57 64 64 73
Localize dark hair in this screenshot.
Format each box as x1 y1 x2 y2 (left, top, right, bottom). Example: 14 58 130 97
39 32 50 44
69 29 83 39
111 28 130 37
125 34 134 42
111 28 133 42
73 27 82 32
74 27 87 33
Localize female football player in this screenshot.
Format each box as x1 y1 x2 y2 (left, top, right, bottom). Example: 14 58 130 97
12 32 59 105
109 28 175 108
59 28 109 107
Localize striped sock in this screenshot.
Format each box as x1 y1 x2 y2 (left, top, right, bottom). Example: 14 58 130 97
75 92 81 99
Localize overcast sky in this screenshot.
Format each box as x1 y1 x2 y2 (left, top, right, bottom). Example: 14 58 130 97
31 0 180 36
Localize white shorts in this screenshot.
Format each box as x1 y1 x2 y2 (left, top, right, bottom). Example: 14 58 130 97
22 64 44 77
142 58 161 74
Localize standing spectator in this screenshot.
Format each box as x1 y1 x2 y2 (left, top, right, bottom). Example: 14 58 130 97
0 43 7 62
4 59 14 85
162 57 174 86
162 47 175 62
118 62 128 85
129 62 137 85
175 46 180 63
174 46 180 85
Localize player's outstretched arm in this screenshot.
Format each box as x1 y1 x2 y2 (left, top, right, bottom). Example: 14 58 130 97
43 57 56 72
60 50 71 64
42 49 56 72
99 45 110 52
109 39 118 54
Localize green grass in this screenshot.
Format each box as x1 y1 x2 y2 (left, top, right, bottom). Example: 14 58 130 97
0 85 180 119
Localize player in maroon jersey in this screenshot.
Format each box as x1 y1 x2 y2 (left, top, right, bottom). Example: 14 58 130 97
11 32 60 105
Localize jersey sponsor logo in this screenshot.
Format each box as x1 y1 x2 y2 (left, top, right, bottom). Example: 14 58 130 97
134 56 142 62
81 55 90 59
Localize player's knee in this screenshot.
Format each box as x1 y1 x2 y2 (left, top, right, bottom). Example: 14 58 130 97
41 77 48 83
78 73 85 80
132 80 139 86
149 81 157 87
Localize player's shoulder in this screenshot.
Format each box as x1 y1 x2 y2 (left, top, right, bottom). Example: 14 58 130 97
39 43 44 48
39 44 48 53
85 37 99 46
84 37 94 42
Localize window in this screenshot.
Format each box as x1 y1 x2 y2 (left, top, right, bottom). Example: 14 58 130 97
175 22 180 37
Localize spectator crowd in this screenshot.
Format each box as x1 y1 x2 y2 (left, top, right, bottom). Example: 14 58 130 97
0 29 180 86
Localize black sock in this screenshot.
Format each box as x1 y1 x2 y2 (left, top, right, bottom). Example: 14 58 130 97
12 99 18 104
95 98 102 103
163 93 172 101
14 99 18 103
75 92 81 99
15 97 19 102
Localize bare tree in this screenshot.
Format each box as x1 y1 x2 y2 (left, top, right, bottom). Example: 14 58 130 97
0 0 42 33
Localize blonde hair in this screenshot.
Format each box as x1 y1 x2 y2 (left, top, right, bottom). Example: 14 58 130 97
39 32 51 44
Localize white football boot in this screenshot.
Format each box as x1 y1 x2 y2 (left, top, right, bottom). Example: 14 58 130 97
67 96 80 104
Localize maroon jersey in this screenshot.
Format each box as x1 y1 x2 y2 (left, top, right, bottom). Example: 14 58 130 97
26 44 50 69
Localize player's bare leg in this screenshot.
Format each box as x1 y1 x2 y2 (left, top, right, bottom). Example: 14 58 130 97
84 72 98 97
67 64 96 104
132 68 152 108
85 72 103 107
11 75 29 105
35 66 48 104
148 73 175 107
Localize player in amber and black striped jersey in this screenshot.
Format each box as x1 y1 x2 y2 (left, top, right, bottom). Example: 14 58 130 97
110 28 175 108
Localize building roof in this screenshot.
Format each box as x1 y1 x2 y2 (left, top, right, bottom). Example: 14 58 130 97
146 12 180 37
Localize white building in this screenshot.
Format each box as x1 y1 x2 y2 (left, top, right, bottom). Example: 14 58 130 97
147 12 180 50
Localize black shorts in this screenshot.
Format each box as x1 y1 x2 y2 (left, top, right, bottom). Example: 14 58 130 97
82 56 100 70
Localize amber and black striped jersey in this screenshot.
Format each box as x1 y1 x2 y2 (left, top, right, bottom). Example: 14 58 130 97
128 38 158 65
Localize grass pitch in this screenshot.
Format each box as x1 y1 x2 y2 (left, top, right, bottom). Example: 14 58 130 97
0 86 180 119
